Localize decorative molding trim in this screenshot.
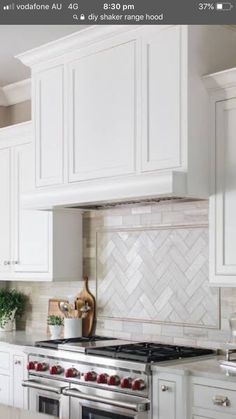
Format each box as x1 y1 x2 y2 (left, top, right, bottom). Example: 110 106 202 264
0 78 31 106
16 25 144 67
202 67 236 91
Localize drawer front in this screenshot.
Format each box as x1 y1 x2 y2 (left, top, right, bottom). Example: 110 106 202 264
193 384 236 415
0 351 10 371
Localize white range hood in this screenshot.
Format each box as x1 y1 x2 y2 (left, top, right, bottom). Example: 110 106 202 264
22 171 188 210
17 25 236 210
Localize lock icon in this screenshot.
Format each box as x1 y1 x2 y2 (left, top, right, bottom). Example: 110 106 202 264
80 14 85 20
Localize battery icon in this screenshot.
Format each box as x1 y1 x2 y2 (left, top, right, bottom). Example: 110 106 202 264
216 2 233 10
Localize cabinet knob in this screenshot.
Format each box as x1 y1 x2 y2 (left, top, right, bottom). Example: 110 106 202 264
3 261 10 265
212 395 230 407
161 385 169 392
13 261 19 265
14 360 22 365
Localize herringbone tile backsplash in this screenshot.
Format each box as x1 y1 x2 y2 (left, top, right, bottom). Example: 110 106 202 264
96 227 219 328
10 200 236 348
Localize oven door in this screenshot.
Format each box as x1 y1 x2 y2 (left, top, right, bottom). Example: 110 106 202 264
22 377 69 419
63 385 150 419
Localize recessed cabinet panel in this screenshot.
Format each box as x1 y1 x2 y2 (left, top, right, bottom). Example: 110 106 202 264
35 66 64 186
142 26 181 171
211 98 236 283
12 355 25 409
0 374 10 405
158 379 176 419
0 148 11 274
68 40 136 181
13 144 50 273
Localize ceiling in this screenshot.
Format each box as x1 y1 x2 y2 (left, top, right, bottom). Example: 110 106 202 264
0 25 88 87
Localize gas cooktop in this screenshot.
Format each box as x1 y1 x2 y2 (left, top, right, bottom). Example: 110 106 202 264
85 342 214 363
35 335 116 350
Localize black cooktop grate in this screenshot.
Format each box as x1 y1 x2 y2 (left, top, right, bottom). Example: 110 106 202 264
35 335 115 349
85 342 214 363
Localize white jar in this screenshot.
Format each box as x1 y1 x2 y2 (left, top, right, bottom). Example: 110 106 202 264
64 318 82 338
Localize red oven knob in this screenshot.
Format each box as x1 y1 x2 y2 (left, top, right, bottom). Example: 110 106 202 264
35 362 48 372
120 377 132 389
84 371 97 382
65 368 79 378
96 373 109 384
107 375 120 386
49 365 63 375
131 379 145 391
27 361 36 371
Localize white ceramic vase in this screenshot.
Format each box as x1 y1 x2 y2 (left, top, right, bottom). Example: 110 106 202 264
0 309 17 332
49 325 62 339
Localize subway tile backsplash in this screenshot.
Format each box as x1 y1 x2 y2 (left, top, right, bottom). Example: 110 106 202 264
10 200 236 348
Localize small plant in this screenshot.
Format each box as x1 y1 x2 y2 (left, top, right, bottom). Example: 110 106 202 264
47 315 64 326
0 288 27 328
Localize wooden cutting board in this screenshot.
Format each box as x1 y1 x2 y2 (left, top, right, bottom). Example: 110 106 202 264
75 276 95 337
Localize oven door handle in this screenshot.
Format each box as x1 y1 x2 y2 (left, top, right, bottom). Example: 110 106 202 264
22 379 64 394
62 388 149 412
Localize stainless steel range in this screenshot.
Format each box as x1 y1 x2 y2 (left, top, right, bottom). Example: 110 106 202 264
23 336 214 419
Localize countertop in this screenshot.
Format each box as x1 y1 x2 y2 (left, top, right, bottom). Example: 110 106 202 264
0 404 54 419
152 356 236 383
0 331 48 349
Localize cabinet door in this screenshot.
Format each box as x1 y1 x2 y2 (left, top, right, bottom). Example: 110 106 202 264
210 98 236 285
0 374 10 405
35 65 64 187
158 379 176 419
0 148 11 274
68 37 136 182
13 143 50 273
12 355 26 408
153 372 187 419
141 26 182 172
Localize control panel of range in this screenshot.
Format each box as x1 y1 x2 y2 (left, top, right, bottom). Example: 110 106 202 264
27 356 148 395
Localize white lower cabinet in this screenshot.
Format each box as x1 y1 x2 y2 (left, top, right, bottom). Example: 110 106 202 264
152 371 188 419
0 347 27 408
192 377 236 419
0 122 82 281
11 353 27 408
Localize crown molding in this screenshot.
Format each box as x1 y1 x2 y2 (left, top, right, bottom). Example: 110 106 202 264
202 67 236 91
16 25 141 68
0 78 31 107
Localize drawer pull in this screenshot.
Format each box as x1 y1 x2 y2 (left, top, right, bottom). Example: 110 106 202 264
212 395 230 407
161 385 169 392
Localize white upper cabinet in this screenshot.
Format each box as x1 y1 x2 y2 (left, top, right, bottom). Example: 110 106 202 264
204 69 236 286
141 26 182 172
17 26 236 209
13 142 50 273
0 122 83 281
0 148 11 274
34 66 64 187
68 36 136 181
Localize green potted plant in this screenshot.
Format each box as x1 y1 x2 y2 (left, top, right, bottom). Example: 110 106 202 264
47 315 64 339
0 289 27 332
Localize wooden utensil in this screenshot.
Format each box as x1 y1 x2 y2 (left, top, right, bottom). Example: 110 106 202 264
75 276 95 337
